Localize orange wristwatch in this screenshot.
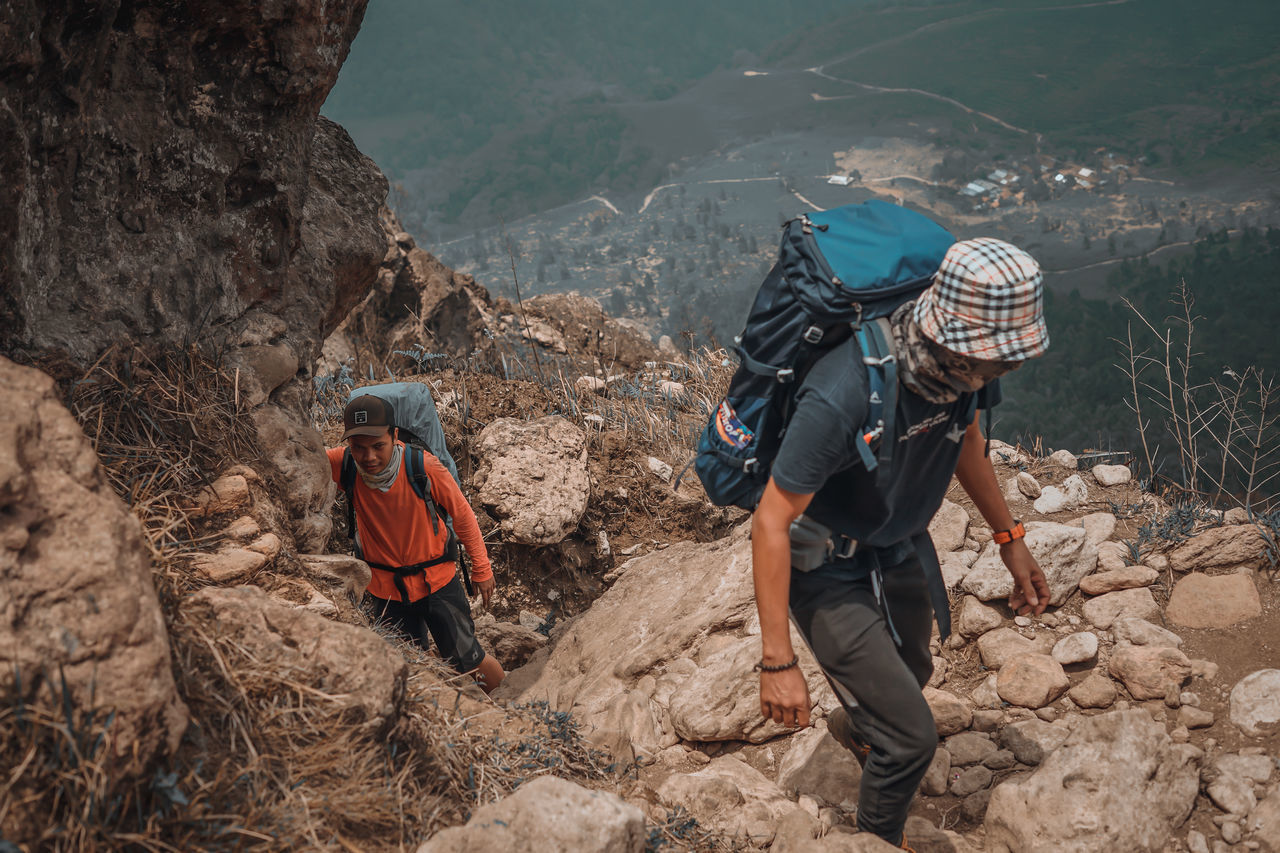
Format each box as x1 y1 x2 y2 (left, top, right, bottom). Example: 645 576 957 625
992 520 1026 545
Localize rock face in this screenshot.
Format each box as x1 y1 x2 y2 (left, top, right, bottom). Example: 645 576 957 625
985 710 1200 852
473 416 590 545
184 585 406 734
417 776 646 853
962 522 1096 605
1166 572 1262 628
499 526 834 758
0 359 188 773
0 2 387 549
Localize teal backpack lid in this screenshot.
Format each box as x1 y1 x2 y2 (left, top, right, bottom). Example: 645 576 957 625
808 199 955 294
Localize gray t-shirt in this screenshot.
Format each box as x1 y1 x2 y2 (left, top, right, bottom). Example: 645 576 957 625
771 335 1001 549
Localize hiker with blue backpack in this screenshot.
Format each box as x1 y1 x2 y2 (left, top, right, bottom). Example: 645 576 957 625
328 386 504 694
694 202 1050 850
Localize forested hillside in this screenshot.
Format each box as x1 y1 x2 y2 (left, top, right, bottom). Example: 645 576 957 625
999 228 1280 470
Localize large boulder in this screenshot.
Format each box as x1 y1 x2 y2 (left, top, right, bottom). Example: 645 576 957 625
928 498 970 552
499 526 832 758
1108 644 1192 701
776 724 863 808
1167 525 1268 573
417 776 645 853
0 359 188 773
985 710 1200 852
656 754 805 846
474 416 590 545
1166 572 1262 628
961 522 1097 605
184 585 406 735
0 3 387 549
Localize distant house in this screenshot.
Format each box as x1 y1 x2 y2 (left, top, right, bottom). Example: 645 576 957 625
988 169 1010 183
827 175 853 186
1078 167 1095 178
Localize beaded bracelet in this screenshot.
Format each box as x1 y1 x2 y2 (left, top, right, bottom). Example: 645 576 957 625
753 655 799 673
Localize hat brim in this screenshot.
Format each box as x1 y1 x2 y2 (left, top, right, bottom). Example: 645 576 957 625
342 425 394 440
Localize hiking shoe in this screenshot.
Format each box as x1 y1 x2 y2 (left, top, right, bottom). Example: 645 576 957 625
900 831 916 852
827 706 872 768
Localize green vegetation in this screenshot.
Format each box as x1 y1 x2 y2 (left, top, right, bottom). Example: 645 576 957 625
999 227 1280 458
326 0 851 225
774 0 1280 172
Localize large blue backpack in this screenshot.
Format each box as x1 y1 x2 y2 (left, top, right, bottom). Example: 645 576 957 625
693 200 955 510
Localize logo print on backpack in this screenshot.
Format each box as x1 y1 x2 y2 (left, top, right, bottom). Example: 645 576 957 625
715 401 754 449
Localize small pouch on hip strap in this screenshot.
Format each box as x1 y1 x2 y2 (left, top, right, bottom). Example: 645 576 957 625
789 514 855 571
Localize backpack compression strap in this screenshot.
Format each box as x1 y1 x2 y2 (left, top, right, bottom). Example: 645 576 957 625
406 448 471 596
340 449 359 551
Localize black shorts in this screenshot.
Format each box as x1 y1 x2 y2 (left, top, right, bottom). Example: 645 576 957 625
366 573 485 673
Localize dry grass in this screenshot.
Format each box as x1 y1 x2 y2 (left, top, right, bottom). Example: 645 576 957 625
8 344 736 851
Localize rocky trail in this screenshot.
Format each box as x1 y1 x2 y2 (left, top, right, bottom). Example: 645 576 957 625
2 4 1278 852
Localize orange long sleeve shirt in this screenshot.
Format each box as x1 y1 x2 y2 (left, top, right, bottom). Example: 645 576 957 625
328 444 493 602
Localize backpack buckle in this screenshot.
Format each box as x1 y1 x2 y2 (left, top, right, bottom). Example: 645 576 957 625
742 457 759 474
802 325 824 344
776 368 795 382
830 535 858 560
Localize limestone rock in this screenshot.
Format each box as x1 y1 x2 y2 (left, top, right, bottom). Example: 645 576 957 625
192 473 252 516
0 358 188 774
417 776 645 853
1112 617 1183 648
971 674 1003 710
1033 474 1089 514
1048 449 1078 468
190 533 281 583
1076 511 1118 546
1083 587 1158 629
922 748 953 796
473 614 548 670
657 755 803 846
1092 464 1133 486
1095 540 1131 572
1079 565 1158 595
1069 672 1119 709
186 586 405 733
1229 670 1280 737
1213 753 1274 785
962 522 1097 605
1246 789 1280 852
929 498 970 552
1017 471 1043 499
588 690 663 761
575 376 609 396
1052 632 1099 665
1109 645 1192 701
999 718 1071 765
1207 773 1257 816
1166 572 1262 629
947 732 998 766
959 596 1005 639
474 416 590 545
941 550 979 589
500 527 829 758
997 654 1070 709
299 553 373 599
776 725 863 808
978 628 1038 669
923 687 973 736
985 710 1200 853
647 456 674 482
1168 525 1268 573
668 635 820 743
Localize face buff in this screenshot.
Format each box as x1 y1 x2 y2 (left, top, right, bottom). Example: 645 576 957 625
357 441 403 492
889 302 1016 404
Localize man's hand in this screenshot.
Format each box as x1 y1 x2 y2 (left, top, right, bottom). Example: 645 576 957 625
760 666 811 728
1002 540 1049 616
474 576 495 610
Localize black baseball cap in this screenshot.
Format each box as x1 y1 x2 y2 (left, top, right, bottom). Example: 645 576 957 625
342 395 395 440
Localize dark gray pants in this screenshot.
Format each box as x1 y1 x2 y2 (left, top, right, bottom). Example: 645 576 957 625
789 553 937 844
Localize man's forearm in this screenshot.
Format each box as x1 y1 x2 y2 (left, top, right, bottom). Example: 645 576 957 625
953 417 1017 531
752 514 796 664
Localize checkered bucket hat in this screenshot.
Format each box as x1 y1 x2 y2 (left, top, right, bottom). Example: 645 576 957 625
913 237 1048 361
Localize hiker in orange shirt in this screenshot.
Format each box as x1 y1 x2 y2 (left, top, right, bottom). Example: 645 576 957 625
328 394 504 694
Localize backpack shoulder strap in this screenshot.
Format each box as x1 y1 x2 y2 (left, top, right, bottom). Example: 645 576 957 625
406 447 444 535
851 318 898 479
340 449 358 543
